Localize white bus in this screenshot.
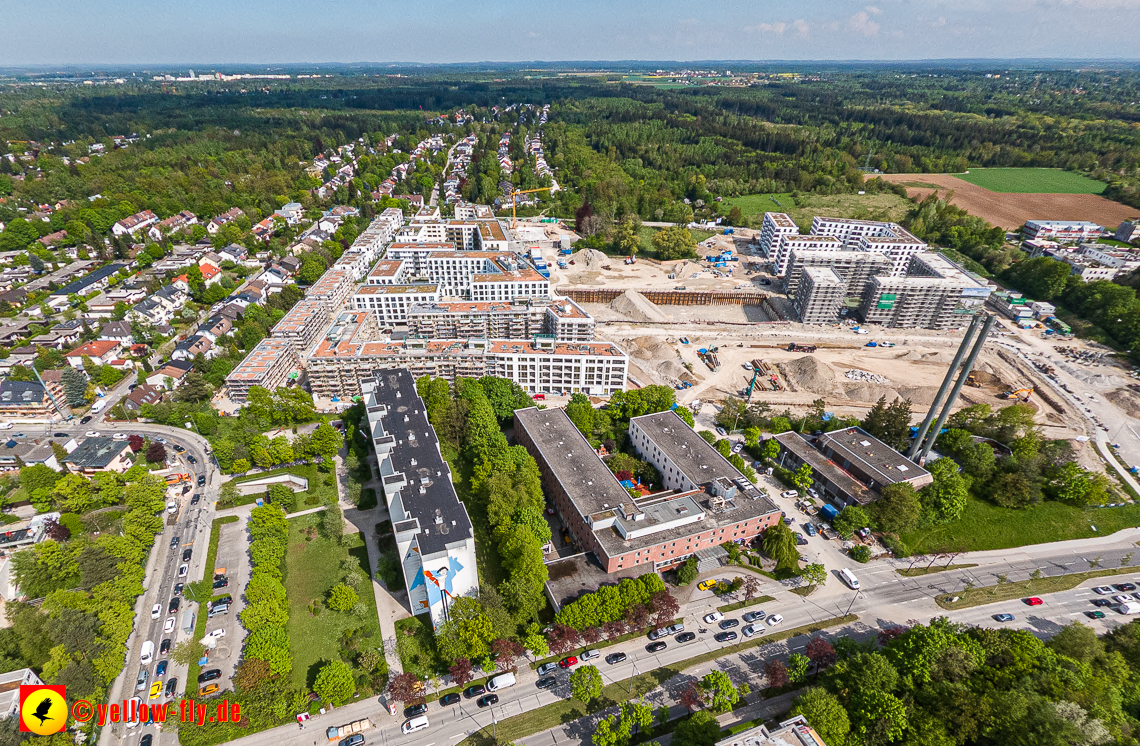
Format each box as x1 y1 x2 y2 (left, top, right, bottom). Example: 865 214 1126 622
839 568 860 590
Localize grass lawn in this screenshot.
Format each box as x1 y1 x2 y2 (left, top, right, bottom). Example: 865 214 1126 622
936 566 1137 610
716 193 794 217
284 513 384 690
901 496 1140 554
718 192 912 229
718 595 776 613
441 444 506 588
226 465 338 509
394 615 443 677
955 168 1107 194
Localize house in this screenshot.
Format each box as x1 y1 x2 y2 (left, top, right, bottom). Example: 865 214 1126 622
111 210 159 237
37 230 67 247
63 437 133 474
65 340 121 369
147 210 198 241
0 380 65 419
0 289 27 309
171 264 220 292
29 329 81 350
0 669 45 718
199 251 223 270
0 440 60 470
261 266 291 288
49 263 126 297
217 303 244 321
153 285 188 312
128 297 168 325
251 218 277 241
207 207 244 235
98 320 133 345
198 316 233 342
123 384 164 412
277 256 301 275
277 202 304 224
217 244 247 264
171 334 214 361
147 360 193 389
128 343 150 357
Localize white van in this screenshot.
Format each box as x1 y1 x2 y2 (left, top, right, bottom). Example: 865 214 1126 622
401 716 429 734
90 400 106 414
140 641 154 664
1118 602 1140 615
0 422 12 431
839 568 860 590
487 672 516 691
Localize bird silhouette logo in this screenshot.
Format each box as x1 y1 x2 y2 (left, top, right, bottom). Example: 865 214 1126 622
19 685 66 734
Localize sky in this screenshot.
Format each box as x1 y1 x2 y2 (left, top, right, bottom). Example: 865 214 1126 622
4 0 1140 67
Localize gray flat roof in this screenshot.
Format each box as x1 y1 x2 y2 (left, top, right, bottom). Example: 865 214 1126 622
818 426 929 486
64 437 129 469
773 431 874 503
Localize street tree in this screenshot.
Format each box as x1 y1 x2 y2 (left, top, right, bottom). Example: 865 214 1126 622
570 664 603 704
698 670 749 713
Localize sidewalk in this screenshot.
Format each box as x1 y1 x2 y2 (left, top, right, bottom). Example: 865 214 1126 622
1096 438 1140 495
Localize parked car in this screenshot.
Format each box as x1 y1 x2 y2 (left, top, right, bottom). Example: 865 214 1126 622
731 441 744 454
716 427 727 436
439 693 460 706
170 536 180 550
164 678 177 698
742 624 763 638
149 682 163 699
213 576 229 589
697 579 718 591
163 617 176 633
767 614 784 626
135 670 148 691
404 704 428 718
1092 598 1114 607
718 618 739 630
178 563 188 578
463 685 485 699
199 684 219 697
1093 586 1114 594
605 652 628 665
1087 610 1107 619
702 611 724 624
172 583 183 596
742 611 766 623
341 735 365 746
781 490 798 499
168 598 180 614
159 639 171 656
1116 583 1138 592
714 631 738 643
476 695 499 708
536 677 557 690
675 632 696 643
1114 595 1132 605
198 669 221 683
559 656 578 668
581 649 599 661
803 523 818 537
1024 597 1044 606
151 604 162 619
646 641 667 653
536 662 559 676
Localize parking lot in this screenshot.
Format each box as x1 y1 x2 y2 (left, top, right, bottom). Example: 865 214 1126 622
199 517 250 689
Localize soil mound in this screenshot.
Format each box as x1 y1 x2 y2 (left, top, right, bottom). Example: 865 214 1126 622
571 248 610 270
777 356 846 397
843 383 901 403
1106 386 1140 419
609 290 672 323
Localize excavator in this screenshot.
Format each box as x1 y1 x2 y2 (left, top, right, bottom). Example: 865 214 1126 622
1001 387 1035 402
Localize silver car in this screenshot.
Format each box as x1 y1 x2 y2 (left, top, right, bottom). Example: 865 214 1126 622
536 662 559 676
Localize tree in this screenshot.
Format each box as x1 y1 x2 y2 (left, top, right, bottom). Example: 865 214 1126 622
492 637 524 671
764 659 788 689
677 557 699 586
566 393 595 436
651 226 697 261
648 590 680 627
548 623 581 656
20 464 62 494
171 639 206 667
523 624 550 659
327 583 359 612
805 637 837 673
740 575 760 602
921 457 969 525
832 506 870 537
1046 621 1104 664
146 442 167 464
698 670 748 713
788 688 850 746
762 522 799 572
850 690 908 744
448 658 474 688
309 423 344 458
870 482 922 535
792 463 813 492
762 438 781 461
127 434 145 452
175 370 213 403
801 564 827 589
671 710 721 746
315 660 355 705
60 367 88 406
570 664 603 704
787 653 810 684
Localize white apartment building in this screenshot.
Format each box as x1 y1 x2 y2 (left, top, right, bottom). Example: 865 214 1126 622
759 212 800 258
352 284 442 324
771 235 842 276
366 259 410 285
1023 220 1105 243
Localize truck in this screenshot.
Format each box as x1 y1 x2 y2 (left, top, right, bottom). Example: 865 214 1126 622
559 246 572 256
325 719 374 742
819 504 839 522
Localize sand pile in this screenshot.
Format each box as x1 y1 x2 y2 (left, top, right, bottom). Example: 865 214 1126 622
672 260 700 279
843 383 900 403
1107 386 1140 418
625 335 675 361
896 386 943 407
896 350 957 364
656 359 698 384
571 248 609 269
609 290 672 323
776 356 846 397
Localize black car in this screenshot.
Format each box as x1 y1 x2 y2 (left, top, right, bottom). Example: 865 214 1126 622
197 475 206 486
160 639 172 655
646 641 667 653
439 693 460 706
164 678 178 697
715 631 739 643
536 676 557 690
211 594 232 607
173 444 186 453
213 576 229 589
53 432 69 438
182 548 192 562
191 493 201 505
80 416 92 424
198 669 221 683
173 583 184 596
170 536 180 550
1114 583 1138 592
403 704 428 718
675 632 696 643
605 652 628 665
188 455 198 464
168 598 180 614
476 695 499 708
140 735 153 746
1092 598 1114 607
718 619 740 630
463 685 485 699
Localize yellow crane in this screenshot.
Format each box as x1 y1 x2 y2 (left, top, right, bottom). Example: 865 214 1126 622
508 186 551 229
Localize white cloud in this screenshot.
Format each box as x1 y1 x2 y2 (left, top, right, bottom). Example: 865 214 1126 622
747 21 788 34
865 5 882 13
793 18 810 36
847 11 881 36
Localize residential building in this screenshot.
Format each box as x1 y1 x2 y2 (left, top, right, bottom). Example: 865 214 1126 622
1115 219 1140 244
773 426 931 508
986 290 1035 322
793 267 846 324
224 338 301 402
98 320 133 344
63 437 134 474
147 360 194 389
352 285 442 324
65 340 121 369
270 299 335 355
516 407 780 574
147 210 198 241
171 334 215 361
111 210 159 237
856 253 992 329
1023 220 1105 243
759 211 800 258
362 369 477 630
716 716 826 746
783 249 890 297
172 263 221 291
49 263 126 297
123 383 165 411
405 298 595 342
207 207 244 235
766 213 927 277
277 202 305 224
0 669 45 720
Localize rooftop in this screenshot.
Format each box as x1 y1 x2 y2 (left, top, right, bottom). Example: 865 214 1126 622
773 431 874 504
64 437 130 469
818 426 931 486
227 339 294 382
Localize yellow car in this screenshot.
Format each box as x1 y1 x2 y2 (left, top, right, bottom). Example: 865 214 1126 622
697 579 718 591
149 681 163 699
198 684 219 697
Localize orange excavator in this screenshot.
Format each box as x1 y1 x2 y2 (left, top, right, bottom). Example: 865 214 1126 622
1001 387 1035 402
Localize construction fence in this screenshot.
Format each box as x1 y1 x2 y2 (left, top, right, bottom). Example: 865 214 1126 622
561 288 769 306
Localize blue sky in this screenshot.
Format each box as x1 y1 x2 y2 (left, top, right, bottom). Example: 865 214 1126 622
5 0 1140 66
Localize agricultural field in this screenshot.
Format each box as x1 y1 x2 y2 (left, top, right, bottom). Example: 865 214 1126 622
954 168 1107 194
717 191 912 229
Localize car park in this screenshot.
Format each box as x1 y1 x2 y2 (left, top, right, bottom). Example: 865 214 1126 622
767 614 784 626
536 662 559 676
742 624 763 638
536 677 557 690
606 652 628 664
463 685 485 699
559 656 578 668
404 704 428 718
703 611 724 624
477 695 499 708
993 614 1015 622
1024 597 1044 606
718 618 739 629
646 641 667 652
742 611 766 623
581 649 599 661
715 631 738 643
674 631 696 643
439 693 460 706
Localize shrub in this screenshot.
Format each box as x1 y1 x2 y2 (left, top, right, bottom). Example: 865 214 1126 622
849 545 871 563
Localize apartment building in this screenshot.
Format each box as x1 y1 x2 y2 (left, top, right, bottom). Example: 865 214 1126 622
404 297 594 342
454 202 497 221
421 252 550 300
224 338 301 402
362 369 477 630
767 214 927 277
793 267 847 324
385 242 456 274
365 259 409 285
306 267 356 310
857 253 991 329
307 335 627 400
396 219 479 250
783 249 890 296
515 407 779 574
1115 219 1140 244
771 235 842 276
759 212 800 258
1023 220 1105 243
352 284 442 324
270 298 334 355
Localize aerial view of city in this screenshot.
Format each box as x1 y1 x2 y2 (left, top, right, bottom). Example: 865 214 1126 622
3 3 1140 746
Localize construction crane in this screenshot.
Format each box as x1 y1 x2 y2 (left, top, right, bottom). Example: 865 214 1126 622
1001 387 1035 402
508 186 551 229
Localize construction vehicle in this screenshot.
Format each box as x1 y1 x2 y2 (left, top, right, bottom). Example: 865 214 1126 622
508 187 552 229
786 343 817 353
1001 387 1035 402
165 473 191 486
965 373 981 388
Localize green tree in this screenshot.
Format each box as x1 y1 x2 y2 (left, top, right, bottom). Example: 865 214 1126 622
920 457 969 525
671 710 721 746
60 367 89 406
651 226 697 260
698 670 748 713
762 523 799 572
309 423 344 458
175 371 213 403
170 639 206 667
571 664 603 704
327 583 359 612
870 482 922 535
801 563 827 589
850 690 908 744
787 653 810 684
792 463 813 492
788 688 850 746
566 393 595 436
832 506 870 537
314 660 355 705
677 557 699 586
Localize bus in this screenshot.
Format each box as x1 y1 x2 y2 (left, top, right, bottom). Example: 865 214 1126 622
839 568 860 590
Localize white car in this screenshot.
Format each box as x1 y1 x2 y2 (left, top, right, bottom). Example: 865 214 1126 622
113 433 129 441
703 611 724 624
151 604 162 619
743 362 753 370
580 648 599 661
1114 595 1132 605
742 624 763 638
781 490 798 499
178 563 188 578
766 614 784 626
163 616 176 633
126 698 142 729
85 431 101 438
1093 586 1115 595
205 629 226 641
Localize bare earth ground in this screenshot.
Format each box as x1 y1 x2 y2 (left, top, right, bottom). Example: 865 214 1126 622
879 173 1137 229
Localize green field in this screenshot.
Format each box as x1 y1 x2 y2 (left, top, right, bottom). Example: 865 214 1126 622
954 168 1107 194
717 193 794 216
716 192 912 228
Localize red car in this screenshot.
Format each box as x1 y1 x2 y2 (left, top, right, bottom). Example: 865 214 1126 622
559 656 578 668
1024 597 1044 606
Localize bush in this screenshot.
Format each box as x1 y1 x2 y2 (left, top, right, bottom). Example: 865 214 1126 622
849 545 871 563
